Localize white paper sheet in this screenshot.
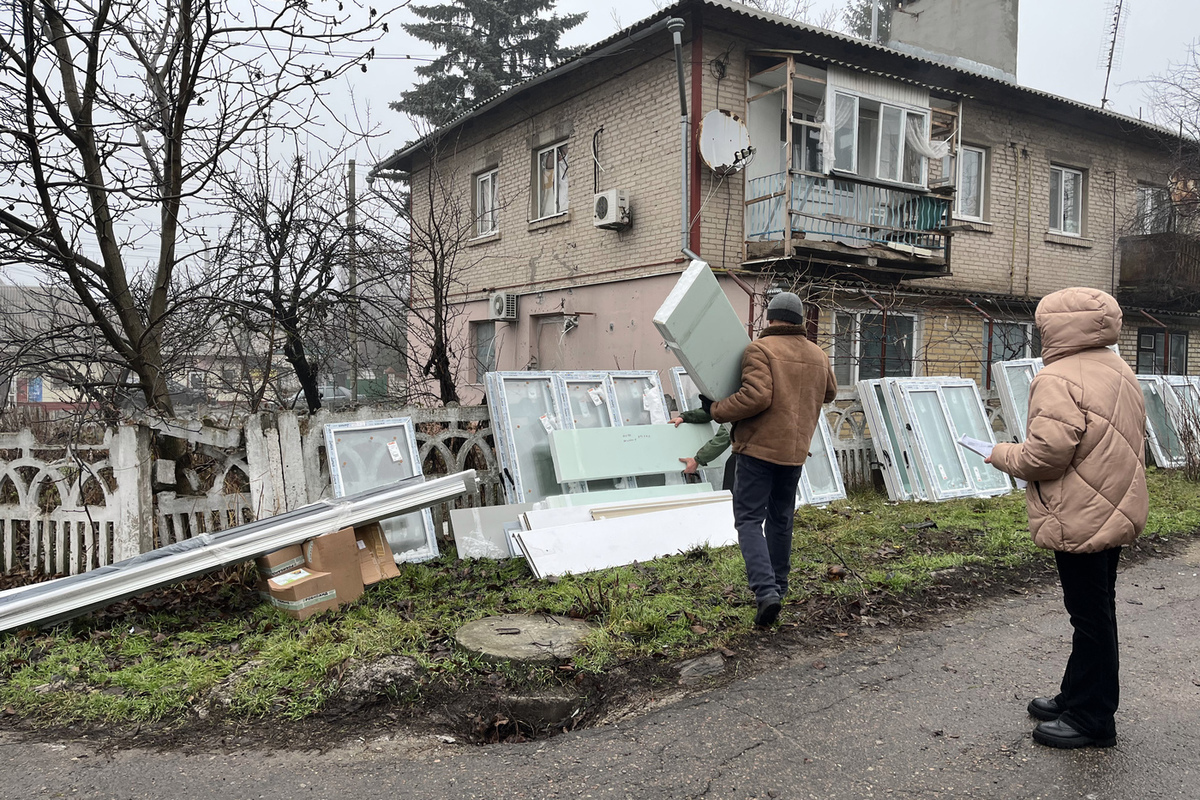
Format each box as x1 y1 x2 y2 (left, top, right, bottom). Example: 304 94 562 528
956 435 1026 489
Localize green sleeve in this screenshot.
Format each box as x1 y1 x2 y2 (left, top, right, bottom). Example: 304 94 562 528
679 409 712 424
695 425 731 466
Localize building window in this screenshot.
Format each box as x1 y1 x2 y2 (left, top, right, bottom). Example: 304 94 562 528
1136 184 1171 234
535 142 569 219
1049 165 1084 235
188 372 205 390
472 321 497 382
956 145 986 220
983 321 1040 385
831 91 929 187
1136 328 1187 375
474 168 498 237
833 311 917 384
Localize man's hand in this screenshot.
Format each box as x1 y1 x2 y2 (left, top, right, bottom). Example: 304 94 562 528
679 456 699 474
984 454 992 464
698 394 713 415
670 416 685 427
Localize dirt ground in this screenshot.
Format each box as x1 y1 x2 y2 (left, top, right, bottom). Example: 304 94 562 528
0 533 1182 754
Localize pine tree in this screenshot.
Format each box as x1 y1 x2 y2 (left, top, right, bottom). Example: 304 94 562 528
843 0 892 42
394 0 587 127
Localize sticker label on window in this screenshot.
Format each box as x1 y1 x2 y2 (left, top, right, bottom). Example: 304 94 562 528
386 440 404 463
588 387 604 406
539 414 556 433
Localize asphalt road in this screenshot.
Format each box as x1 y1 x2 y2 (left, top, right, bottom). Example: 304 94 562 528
3 541 1198 800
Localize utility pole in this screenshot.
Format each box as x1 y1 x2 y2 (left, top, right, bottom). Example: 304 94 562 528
348 159 359 402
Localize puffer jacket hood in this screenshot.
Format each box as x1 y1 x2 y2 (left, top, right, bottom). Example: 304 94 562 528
1036 287 1121 365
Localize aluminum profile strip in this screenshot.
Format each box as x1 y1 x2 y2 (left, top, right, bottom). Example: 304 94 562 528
0 470 477 632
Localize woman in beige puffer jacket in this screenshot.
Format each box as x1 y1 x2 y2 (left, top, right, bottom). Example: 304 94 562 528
988 287 1147 750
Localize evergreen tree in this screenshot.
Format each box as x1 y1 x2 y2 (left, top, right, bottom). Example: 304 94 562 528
843 0 892 42
394 0 586 127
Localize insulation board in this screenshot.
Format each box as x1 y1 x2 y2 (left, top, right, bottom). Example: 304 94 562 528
548 424 718 483
540 483 714 508
653 260 750 401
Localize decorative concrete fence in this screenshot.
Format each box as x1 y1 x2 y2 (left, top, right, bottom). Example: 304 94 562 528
0 391 1008 576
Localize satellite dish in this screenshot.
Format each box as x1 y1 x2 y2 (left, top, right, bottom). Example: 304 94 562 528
698 109 753 176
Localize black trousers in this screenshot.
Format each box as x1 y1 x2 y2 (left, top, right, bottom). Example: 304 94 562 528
731 453 802 602
1053 546 1122 739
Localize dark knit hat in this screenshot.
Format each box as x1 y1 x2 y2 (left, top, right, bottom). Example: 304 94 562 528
766 291 805 325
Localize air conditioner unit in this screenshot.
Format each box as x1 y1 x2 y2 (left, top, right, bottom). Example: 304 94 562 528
487 291 518 321
593 189 631 230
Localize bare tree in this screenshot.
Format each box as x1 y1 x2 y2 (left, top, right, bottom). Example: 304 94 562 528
0 0 392 417
1145 42 1200 234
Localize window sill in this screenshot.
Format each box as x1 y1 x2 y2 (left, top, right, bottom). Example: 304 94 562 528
467 231 501 247
528 212 571 231
1045 231 1093 248
948 218 992 233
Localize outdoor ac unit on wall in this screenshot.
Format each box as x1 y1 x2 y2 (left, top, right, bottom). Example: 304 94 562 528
593 189 631 230
488 291 518 321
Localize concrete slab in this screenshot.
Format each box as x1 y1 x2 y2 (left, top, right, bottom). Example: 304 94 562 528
454 613 593 664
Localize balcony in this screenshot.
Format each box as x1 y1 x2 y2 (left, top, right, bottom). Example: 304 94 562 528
1118 231 1200 311
746 172 952 275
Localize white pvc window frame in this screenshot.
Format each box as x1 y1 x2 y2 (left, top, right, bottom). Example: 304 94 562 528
830 90 930 189
475 167 498 237
1139 375 1186 468
991 358 1043 443
324 417 439 563
956 145 986 221
534 141 569 220
858 378 924 501
1049 164 1084 236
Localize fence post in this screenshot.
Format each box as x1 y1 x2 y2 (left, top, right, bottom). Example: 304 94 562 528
111 424 153 559
277 410 309 511
244 413 285 518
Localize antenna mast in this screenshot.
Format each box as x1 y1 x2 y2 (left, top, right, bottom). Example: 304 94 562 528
1099 0 1128 109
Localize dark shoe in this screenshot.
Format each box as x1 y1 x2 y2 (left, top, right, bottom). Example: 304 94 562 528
754 595 782 627
1032 718 1116 749
1027 696 1062 721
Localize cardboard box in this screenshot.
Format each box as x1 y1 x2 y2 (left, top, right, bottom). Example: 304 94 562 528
354 523 401 585
255 544 306 581
303 527 364 608
261 568 339 620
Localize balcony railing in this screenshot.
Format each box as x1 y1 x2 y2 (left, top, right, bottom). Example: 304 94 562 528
746 173 950 255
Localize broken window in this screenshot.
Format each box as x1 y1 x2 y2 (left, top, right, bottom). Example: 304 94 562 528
535 142 569 219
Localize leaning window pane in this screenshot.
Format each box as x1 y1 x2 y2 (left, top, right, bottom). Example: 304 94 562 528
943 384 1009 494
909 389 970 495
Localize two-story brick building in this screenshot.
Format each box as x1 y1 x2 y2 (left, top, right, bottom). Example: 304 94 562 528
374 0 1198 404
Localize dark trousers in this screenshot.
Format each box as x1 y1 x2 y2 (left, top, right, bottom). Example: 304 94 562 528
731 453 802 602
1053 547 1122 739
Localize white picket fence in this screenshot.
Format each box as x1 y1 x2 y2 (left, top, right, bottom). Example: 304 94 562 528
0 392 1008 576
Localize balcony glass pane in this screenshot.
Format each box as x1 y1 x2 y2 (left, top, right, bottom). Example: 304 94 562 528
833 93 857 172
879 106 903 182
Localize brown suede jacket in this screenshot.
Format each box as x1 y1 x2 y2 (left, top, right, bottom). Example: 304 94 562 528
709 324 838 466
989 287 1148 553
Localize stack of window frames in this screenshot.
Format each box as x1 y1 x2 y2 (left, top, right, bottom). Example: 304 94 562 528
486 370 687 505
859 377 1011 502
1139 375 1188 468
672 367 846 506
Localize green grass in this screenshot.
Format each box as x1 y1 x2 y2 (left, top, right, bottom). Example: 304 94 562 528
1 469 1196 726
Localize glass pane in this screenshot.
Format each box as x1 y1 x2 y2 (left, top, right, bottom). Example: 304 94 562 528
610 375 675 487
1170 333 1187 375
538 149 556 218
326 420 435 560
909 389 970 495
474 323 495 381
1141 379 1183 464
1049 169 1063 231
860 314 914 379
1062 170 1081 234
834 313 854 384
499 377 564 501
878 106 903 182
804 417 840 500
873 382 915 497
562 379 621 492
792 124 821 173
902 113 926 185
857 106 879 179
555 144 569 213
943 385 1010 493
833 93 857 172
958 148 982 217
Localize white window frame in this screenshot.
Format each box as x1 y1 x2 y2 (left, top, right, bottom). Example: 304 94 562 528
534 141 569 220
955 145 986 221
474 168 498 237
1049 164 1084 236
832 310 920 384
830 90 930 189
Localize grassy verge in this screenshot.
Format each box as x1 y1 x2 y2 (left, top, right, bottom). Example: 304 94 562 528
2 469 1198 728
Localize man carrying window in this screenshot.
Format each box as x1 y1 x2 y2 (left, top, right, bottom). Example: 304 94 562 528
702 292 838 628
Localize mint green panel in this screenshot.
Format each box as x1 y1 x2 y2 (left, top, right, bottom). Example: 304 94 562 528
549 425 717 483
653 260 750 401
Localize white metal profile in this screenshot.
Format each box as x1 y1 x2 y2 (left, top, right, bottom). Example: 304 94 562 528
0 471 478 633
